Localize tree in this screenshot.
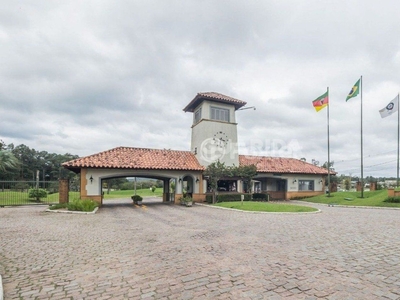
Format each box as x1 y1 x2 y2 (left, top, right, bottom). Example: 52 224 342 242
204 161 258 203
322 161 334 170
204 161 228 204
233 165 258 194
344 178 351 191
0 150 20 173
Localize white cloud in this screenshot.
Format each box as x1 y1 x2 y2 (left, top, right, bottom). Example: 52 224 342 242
1 0 400 177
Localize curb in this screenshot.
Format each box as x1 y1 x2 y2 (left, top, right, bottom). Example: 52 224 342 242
45 207 99 215
295 200 400 210
195 202 321 214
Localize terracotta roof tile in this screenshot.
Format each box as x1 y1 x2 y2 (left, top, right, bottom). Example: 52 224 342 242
183 92 247 112
63 147 333 176
239 155 334 175
62 147 204 171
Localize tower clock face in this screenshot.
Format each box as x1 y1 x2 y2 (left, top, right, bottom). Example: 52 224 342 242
213 131 229 148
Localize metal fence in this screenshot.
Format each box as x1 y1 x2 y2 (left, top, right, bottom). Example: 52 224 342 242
0 181 60 206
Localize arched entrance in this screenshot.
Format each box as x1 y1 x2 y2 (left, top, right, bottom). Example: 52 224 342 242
77 168 203 206
61 146 206 206
99 174 175 206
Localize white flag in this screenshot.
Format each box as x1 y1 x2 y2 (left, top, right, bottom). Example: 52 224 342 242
379 97 398 118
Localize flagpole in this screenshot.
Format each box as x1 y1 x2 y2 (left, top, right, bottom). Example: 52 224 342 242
327 87 331 197
360 76 364 198
397 93 399 187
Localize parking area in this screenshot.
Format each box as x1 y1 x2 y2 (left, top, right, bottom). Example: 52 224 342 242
1 198 400 299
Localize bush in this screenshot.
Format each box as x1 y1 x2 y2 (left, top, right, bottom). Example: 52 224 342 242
131 195 143 202
28 188 48 202
383 197 400 203
253 193 268 200
290 196 313 200
14 182 30 192
79 199 98 212
48 203 67 210
206 193 252 203
179 196 193 204
67 199 98 212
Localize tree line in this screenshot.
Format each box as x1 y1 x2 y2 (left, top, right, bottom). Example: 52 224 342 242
0 140 164 191
0 140 79 181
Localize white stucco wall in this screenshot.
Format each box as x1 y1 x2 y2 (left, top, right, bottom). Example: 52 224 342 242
255 174 325 192
288 175 324 192
193 100 237 124
191 120 239 167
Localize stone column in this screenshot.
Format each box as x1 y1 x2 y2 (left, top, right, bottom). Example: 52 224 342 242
163 179 170 202
356 181 362 192
369 182 376 191
59 179 69 204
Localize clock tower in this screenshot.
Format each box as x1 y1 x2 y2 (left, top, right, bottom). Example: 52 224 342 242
183 92 247 167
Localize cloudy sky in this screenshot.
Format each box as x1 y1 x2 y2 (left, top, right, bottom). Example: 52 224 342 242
1 0 400 177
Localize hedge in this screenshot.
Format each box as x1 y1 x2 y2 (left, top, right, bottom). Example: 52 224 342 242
384 197 400 203
206 193 252 203
252 193 268 200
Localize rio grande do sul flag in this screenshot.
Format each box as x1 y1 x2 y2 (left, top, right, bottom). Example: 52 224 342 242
379 96 398 118
312 91 329 112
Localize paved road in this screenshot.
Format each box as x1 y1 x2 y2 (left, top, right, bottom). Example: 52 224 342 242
1 198 400 299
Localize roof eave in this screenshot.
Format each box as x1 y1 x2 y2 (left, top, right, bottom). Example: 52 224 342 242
183 94 247 112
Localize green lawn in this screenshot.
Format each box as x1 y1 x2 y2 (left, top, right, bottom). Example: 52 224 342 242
0 191 80 206
214 201 318 212
298 190 400 207
103 188 163 199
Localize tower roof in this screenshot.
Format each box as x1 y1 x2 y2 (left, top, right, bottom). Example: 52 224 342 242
183 92 247 112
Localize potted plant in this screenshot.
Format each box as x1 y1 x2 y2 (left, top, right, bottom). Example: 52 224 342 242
131 195 143 205
179 196 193 207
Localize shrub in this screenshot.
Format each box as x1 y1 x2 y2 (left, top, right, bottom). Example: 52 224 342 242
67 199 98 212
179 196 193 204
28 188 48 202
290 196 313 200
383 197 400 203
253 193 268 200
49 203 67 210
131 195 143 202
79 199 98 212
14 182 30 192
206 193 252 203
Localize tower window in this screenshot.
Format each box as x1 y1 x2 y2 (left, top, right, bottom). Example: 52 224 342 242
194 108 202 124
210 106 229 122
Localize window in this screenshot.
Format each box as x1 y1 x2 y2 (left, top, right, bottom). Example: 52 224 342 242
194 108 202 124
298 180 315 191
210 106 229 122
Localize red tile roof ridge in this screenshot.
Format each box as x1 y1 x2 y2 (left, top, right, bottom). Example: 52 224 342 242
183 91 247 112
197 92 247 104
62 146 204 171
239 155 333 175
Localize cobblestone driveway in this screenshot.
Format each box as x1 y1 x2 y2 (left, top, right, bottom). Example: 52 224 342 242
1 199 400 299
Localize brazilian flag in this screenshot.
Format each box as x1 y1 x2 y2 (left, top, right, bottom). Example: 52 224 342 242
346 78 361 101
